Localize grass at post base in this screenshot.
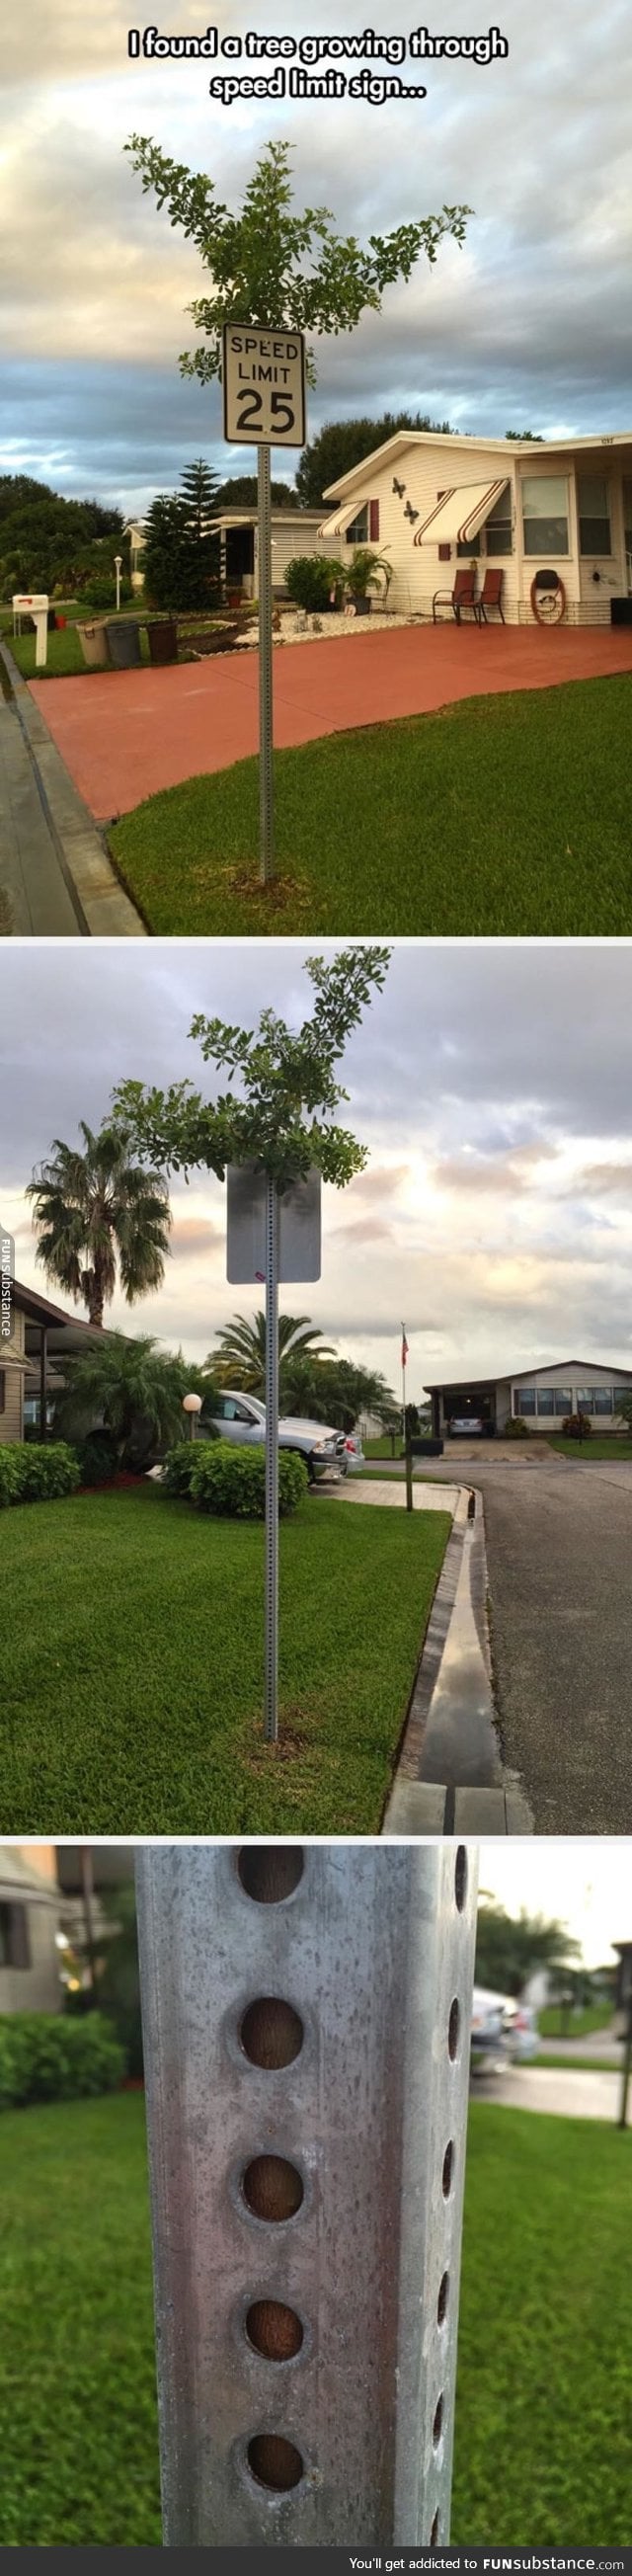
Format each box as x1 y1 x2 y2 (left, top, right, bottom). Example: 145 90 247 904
1 2096 630 2544
108 674 632 936
0 1483 450 1834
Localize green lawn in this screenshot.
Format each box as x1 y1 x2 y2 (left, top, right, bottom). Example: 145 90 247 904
109 674 632 935
538 2002 612 2039
0 2095 160 2546
0 1484 449 1834
545 1433 632 1459
1 2094 630 2545
452 2104 632 2543
6 624 152 680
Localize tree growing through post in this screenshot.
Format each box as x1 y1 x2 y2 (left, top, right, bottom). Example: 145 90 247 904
111 945 391 1200
124 134 470 387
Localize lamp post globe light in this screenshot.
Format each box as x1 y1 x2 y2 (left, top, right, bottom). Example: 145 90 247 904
115 552 122 610
182 1391 202 1442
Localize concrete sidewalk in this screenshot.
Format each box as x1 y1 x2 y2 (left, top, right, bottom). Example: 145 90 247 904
473 2066 624 2122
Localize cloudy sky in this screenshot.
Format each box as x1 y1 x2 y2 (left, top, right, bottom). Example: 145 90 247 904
3 938 632 1392
479 1841 631 1968
1 0 630 516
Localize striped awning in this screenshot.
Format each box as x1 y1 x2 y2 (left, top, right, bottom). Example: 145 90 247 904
317 496 364 538
413 479 510 547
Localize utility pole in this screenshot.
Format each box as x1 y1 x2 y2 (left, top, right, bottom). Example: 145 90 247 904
136 1840 478 2546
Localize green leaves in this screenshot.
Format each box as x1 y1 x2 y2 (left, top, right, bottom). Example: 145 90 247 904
112 946 390 1194
124 134 470 385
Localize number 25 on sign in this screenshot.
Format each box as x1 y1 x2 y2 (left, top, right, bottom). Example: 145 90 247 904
222 326 306 446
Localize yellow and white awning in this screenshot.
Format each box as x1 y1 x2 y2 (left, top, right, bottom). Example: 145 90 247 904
413 479 510 547
317 497 364 539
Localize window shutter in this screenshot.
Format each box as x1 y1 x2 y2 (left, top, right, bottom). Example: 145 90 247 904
438 544 451 562
369 499 379 542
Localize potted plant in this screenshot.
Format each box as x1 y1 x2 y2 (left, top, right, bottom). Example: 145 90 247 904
345 546 393 616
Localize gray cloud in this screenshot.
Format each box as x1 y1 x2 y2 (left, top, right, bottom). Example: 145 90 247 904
0 0 630 506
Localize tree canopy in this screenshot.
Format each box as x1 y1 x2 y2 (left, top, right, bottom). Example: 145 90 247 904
112 946 391 1194
142 460 221 610
475 1899 581 1998
124 133 470 388
295 410 454 506
0 474 124 595
212 474 299 513
27 1120 171 1328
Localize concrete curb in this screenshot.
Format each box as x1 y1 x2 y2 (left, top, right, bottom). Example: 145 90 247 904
0 641 145 936
382 1487 534 1838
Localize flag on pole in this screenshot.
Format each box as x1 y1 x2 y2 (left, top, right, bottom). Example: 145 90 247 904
401 1326 409 1368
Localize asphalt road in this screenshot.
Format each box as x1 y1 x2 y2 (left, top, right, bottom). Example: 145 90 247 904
365 1455 632 1833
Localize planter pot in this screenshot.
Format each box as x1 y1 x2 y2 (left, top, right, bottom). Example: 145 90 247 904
147 618 178 666
77 620 110 670
106 619 142 670
353 596 372 615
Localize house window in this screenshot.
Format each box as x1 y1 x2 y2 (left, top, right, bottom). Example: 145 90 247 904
553 1388 573 1415
578 475 611 555
0 1902 31 1970
613 1388 632 1414
535 1387 555 1416
521 475 569 556
515 1387 536 1415
346 505 368 545
484 490 514 556
592 1387 613 1415
456 533 481 559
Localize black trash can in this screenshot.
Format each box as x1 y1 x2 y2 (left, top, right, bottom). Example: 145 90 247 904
611 599 632 625
106 619 142 670
147 619 179 666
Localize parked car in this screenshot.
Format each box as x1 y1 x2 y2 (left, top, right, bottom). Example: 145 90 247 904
202 1390 364 1483
470 1986 538 2074
448 1414 484 1436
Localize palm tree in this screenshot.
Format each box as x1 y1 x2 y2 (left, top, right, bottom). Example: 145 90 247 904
27 1121 171 1328
208 1312 335 1403
52 1334 201 1465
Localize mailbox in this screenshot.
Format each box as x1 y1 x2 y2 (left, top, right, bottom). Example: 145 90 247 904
13 593 49 669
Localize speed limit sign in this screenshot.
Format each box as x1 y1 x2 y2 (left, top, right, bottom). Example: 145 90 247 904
222 324 306 447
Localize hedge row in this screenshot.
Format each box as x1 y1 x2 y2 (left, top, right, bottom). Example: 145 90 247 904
163 1437 308 1517
0 1442 80 1506
0 2013 125 2110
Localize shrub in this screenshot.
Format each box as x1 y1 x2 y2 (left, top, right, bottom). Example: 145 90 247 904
561 1411 592 1440
77 577 132 614
0 1441 80 1506
162 1439 201 1496
0 2012 125 2111
189 1439 308 1518
504 1415 530 1438
74 1430 118 1487
285 553 343 612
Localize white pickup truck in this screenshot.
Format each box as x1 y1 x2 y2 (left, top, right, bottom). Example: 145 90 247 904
203 1389 364 1483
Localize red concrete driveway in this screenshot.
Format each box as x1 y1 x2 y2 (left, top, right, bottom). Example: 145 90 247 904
29 622 632 822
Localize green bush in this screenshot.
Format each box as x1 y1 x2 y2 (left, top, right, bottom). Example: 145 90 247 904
77 577 132 614
74 1431 118 1488
0 2013 125 2111
285 553 343 612
504 1416 530 1439
162 1439 200 1497
0 1442 80 1506
188 1439 308 1518
561 1411 592 1440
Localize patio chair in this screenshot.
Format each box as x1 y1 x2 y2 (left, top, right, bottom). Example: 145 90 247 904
433 567 478 624
477 567 506 624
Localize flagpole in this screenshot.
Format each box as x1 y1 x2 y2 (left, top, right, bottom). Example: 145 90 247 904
401 1320 407 1442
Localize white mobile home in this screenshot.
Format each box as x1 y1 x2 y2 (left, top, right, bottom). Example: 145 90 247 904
319 431 632 626
426 1359 632 1438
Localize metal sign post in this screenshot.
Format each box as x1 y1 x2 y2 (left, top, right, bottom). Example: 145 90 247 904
136 1839 478 2548
264 1174 279 1740
222 324 306 887
258 443 275 885
226 1164 322 1744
